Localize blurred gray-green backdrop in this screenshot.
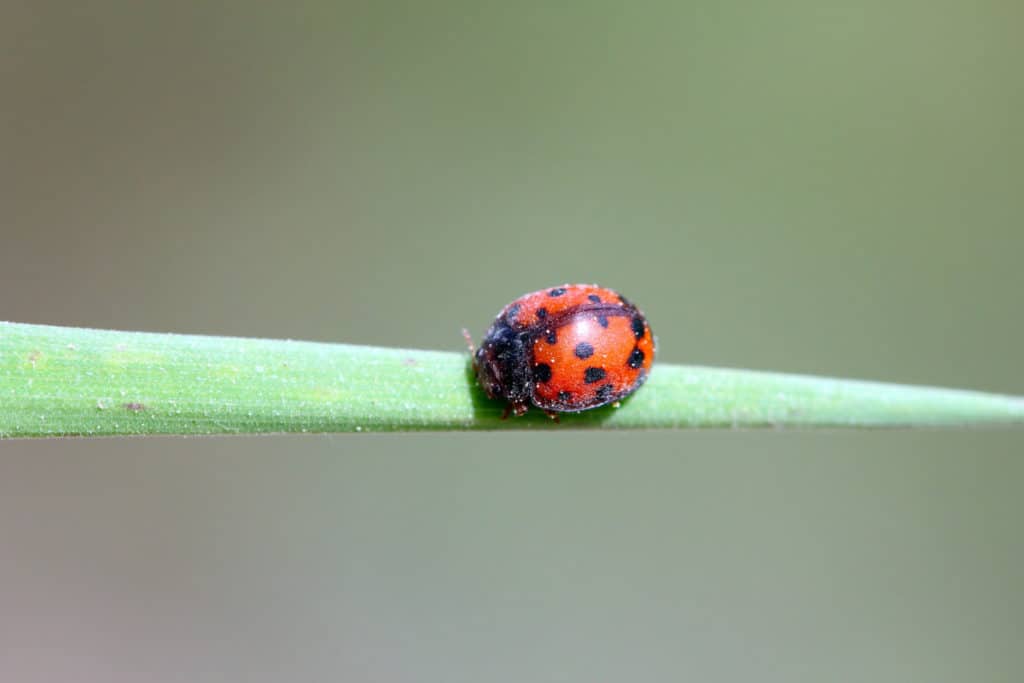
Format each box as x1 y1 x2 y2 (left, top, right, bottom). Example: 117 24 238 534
2 2 1022 681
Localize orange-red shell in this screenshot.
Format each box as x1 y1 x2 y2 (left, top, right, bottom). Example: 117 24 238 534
474 284 655 415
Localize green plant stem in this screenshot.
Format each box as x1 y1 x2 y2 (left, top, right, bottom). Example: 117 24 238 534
1 321 1021 438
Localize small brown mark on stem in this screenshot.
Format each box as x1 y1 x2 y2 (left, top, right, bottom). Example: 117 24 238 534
124 402 146 412
27 350 41 367
403 357 418 367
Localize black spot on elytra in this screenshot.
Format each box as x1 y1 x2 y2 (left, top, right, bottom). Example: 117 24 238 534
545 329 557 344
548 287 566 297
536 307 548 320
506 303 521 323
534 363 552 383
574 342 594 359
588 294 602 303
596 314 609 328
595 384 614 401
627 347 645 369
631 316 646 339
558 390 572 402
584 367 606 384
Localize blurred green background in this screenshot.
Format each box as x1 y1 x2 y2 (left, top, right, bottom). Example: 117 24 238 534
2 1 1022 680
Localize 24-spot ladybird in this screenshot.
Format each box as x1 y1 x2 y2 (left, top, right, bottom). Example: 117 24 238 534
473 284 654 418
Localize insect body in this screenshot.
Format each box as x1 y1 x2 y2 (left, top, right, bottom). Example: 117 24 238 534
473 284 655 417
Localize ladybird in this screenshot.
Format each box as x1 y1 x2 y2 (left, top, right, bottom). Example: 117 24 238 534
473 284 655 418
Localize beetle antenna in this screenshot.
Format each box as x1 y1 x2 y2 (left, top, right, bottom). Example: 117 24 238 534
461 328 475 354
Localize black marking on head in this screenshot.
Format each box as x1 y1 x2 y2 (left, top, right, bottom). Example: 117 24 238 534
536 307 548 320
505 303 521 323
545 329 557 345
574 342 594 359
588 294 602 303
548 287 566 297
595 384 614 401
474 319 532 405
558 390 572 402
628 347 645 369
596 314 609 328
534 363 552 383
584 367 606 384
631 316 646 339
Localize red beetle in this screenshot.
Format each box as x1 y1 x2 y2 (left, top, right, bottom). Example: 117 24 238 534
473 284 655 418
